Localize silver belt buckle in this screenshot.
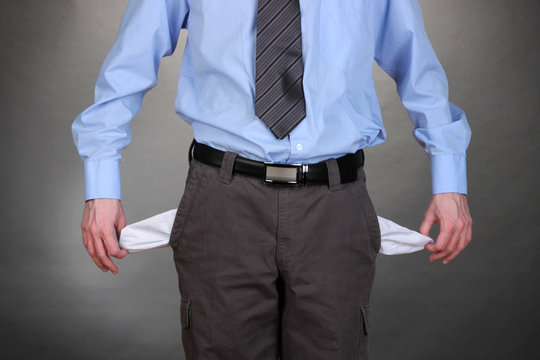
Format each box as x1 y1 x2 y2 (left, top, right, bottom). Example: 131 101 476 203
264 162 309 185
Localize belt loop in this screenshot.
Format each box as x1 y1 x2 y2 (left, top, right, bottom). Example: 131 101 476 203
324 158 342 192
188 138 196 163
217 151 238 185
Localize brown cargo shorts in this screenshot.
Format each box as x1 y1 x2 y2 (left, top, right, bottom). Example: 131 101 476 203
169 145 381 360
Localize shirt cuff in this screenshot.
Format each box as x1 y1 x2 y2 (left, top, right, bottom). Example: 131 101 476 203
84 159 122 201
430 154 468 195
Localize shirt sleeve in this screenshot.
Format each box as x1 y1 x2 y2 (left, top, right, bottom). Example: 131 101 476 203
71 0 189 201
373 0 471 195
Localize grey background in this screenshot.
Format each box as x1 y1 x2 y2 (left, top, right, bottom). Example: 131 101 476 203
1 0 538 359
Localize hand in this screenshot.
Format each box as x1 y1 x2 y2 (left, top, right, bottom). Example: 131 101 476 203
80 198 128 274
419 193 472 264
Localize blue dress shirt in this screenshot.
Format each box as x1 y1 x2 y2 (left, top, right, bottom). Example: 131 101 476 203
72 0 471 201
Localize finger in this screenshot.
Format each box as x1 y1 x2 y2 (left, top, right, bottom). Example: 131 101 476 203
442 219 472 263
429 232 458 262
441 233 467 264
84 224 107 272
90 225 118 273
420 215 438 253
419 213 435 238
115 219 129 257
84 231 107 272
94 238 119 274
431 225 452 253
116 215 127 236
87 239 108 272
439 225 465 263
101 226 127 259
424 241 437 253
427 220 456 262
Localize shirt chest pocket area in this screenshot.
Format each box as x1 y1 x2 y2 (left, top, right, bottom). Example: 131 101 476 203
318 1 373 72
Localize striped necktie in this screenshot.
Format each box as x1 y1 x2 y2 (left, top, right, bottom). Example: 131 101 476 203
255 0 306 140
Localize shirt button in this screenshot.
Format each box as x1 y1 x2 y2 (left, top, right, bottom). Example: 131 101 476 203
296 143 303 151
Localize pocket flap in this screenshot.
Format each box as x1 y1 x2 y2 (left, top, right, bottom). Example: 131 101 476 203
360 304 370 335
180 297 191 329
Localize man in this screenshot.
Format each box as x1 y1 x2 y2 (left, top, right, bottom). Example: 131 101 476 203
72 0 472 359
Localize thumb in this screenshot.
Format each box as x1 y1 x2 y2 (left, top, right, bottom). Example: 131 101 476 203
115 220 125 240
115 218 128 256
419 214 435 237
115 210 127 237
420 214 437 252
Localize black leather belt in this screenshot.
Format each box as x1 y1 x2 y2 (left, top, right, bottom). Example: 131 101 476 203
189 139 364 186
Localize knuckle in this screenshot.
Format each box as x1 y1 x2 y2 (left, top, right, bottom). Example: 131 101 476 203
89 225 99 237
98 226 112 236
444 220 455 230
